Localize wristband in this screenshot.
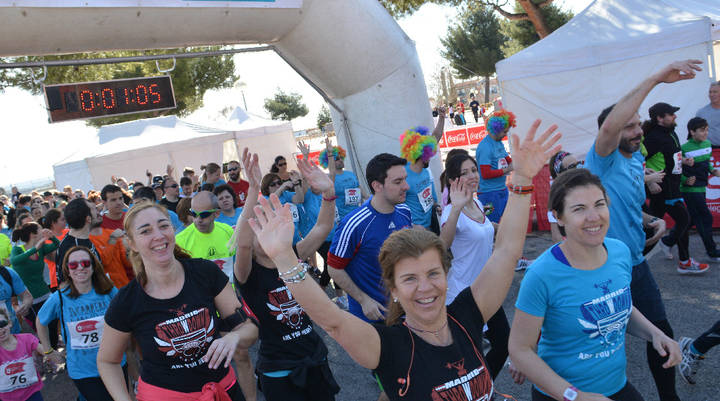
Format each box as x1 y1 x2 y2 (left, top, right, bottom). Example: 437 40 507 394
508 184 534 195
43 348 54 355
323 195 338 202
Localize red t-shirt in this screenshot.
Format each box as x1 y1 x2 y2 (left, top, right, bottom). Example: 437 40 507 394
227 180 250 207
100 212 125 230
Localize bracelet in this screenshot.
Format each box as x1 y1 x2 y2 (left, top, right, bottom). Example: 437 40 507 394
43 348 54 355
508 184 534 195
278 261 305 278
323 195 338 202
280 262 309 283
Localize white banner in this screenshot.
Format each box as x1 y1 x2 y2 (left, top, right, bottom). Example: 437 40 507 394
6 0 301 8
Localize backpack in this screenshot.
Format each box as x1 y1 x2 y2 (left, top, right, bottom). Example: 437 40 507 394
0 265 15 295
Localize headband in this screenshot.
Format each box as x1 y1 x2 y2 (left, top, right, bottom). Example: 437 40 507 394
552 151 571 176
400 126 437 162
318 146 347 168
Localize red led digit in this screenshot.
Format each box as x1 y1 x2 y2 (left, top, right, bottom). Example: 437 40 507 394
80 90 94 111
101 88 116 109
149 83 161 104
124 88 131 105
136 85 149 105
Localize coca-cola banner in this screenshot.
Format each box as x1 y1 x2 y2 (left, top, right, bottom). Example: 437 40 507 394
295 151 321 165
708 149 720 227
443 129 470 148
467 126 487 145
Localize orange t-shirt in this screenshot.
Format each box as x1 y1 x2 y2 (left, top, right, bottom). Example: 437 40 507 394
45 229 69 289
90 228 133 288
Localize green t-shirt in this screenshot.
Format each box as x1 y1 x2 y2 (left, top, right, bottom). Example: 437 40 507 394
680 139 714 193
175 222 235 278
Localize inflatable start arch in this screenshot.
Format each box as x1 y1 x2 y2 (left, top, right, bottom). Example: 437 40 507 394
0 0 437 189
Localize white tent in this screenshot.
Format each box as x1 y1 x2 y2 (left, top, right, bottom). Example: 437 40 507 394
53 110 294 191
496 0 719 157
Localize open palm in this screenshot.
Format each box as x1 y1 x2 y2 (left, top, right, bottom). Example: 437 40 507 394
298 158 333 193
510 119 562 180
249 195 295 259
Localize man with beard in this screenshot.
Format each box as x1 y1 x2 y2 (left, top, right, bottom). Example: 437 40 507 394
399 126 439 232
55 198 103 284
586 59 702 401
226 160 250 207
644 102 709 273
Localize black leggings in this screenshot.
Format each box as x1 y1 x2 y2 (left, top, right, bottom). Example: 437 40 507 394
531 381 643 401
73 365 128 401
693 319 720 354
318 241 336 288
258 365 336 401
649 197 690 261
484 306 510 380
647 319 680 401
28 300 59 349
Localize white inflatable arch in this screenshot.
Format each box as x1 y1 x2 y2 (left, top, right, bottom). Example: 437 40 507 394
0 0 436 189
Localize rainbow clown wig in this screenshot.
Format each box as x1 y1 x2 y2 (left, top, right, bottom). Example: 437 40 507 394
400 126 437 163
318 146 347 168
485 110 517 137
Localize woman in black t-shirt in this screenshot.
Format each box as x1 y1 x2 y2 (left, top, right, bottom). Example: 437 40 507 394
231 149 339 401
247 120 561 400
97 201 258 401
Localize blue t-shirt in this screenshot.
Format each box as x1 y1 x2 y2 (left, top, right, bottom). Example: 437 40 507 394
328 200 412 321
585 143 646 266
404 164 437 228
269 191 301 244
475 135 509 193
299 191 335 242
38 287 126 379
201 179 227 188
216 207 243 229
334 171 362 221
516 239 632 396
0 267 26 334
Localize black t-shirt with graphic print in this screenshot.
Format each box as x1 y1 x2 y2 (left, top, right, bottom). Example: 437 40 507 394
104 258 228 392
373 287 494 401
236 258 326 372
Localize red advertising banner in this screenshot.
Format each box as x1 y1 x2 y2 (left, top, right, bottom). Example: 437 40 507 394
467 126 487 145
444 128 470 147
295 151 321 165
708 149 720 227
438 132 447 148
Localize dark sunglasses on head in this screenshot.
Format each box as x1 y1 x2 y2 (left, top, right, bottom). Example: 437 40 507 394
68 259 92 270
0 320 9 329
189 209 217 219
228 167 239 172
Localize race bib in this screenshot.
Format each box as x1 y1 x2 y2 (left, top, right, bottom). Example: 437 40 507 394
0 357 39 392
417 185 434 213
289 204 300 223
212 257 235 279
497 157 508 170
345 188 361 206
67 316 105 350
672 151 682 174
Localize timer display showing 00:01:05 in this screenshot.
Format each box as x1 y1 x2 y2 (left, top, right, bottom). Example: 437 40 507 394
79 83 163 111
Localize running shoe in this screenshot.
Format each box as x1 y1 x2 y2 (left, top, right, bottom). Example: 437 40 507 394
677 258 710 275
515 257 533 271
678 336 704 384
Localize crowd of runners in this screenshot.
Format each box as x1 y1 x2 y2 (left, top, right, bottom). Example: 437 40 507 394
0 59 719 401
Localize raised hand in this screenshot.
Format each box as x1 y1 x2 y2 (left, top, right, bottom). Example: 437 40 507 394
298 158 333 194
297 140 310 159
509 120 562 183
241 148 262 188
449 177 472 208
248 195 295 259
324 136 333 154
653 59 702 84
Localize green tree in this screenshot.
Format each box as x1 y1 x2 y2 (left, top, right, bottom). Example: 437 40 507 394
263 89 309 121
441 6 506 103
316 104 332 130
500 2 572 57
381 0 562 39
0 47 237 127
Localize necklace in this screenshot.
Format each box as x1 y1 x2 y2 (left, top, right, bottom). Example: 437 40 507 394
404 319 449 341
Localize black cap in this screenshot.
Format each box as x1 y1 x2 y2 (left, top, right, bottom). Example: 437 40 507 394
649 102 680 121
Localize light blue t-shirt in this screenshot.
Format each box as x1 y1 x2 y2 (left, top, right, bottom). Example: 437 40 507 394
404 164 437 228
38 287 126 379
299 191 335 242
334 171 362 221
516 238 632 396
475 135 509 192
269 191 301 244
585 143 646 266
0 266 26 334
216 207 243 229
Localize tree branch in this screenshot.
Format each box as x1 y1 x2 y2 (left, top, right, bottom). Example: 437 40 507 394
492 4 530 21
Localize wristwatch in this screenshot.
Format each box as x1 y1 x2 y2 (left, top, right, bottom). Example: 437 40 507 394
563 386 579 401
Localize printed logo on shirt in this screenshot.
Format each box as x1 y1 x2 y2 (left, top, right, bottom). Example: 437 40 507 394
153 306 216 368
266 285 306 331
431 358 493 401
388 222 396 229
577 281 631 348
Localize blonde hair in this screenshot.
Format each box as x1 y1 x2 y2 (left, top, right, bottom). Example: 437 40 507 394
123 201 191 286
200 162 221 183
379 229 452 326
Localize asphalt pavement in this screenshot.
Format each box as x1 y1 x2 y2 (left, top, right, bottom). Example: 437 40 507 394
39 231 719 401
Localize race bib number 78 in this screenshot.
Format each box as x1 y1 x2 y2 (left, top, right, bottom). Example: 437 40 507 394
67 316 105 350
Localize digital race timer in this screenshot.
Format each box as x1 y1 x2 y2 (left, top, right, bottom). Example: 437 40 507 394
44 76 176 123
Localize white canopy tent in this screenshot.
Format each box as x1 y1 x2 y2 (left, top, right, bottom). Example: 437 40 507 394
496 0 719 157
53 109 294 192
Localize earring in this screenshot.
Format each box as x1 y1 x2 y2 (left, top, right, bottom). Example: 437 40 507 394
393 297 398 303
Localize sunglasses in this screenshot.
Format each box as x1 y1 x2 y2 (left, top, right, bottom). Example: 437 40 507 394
0 320 8 329
189 209 217 219
277 163 287 167
166 184 178 189
68 259 92 270
228 167 239 172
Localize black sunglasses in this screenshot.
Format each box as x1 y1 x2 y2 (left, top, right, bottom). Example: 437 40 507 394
0 320 9 329
277 162 287 167
228 167 239 172
166 184 179 189
189 209 217 219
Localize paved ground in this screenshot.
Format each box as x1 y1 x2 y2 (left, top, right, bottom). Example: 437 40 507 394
39 231 719 401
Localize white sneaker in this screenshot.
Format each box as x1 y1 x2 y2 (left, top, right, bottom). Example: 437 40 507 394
657 239 674 260
678 336 704 384
515 257 533 271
